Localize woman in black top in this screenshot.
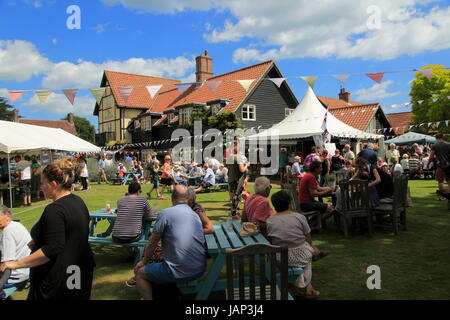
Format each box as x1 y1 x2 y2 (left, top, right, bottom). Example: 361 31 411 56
319 150 330 186
330 149 345 172
0 157 95 300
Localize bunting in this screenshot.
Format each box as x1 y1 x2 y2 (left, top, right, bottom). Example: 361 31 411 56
118 86 133 103
175 83 193 94
35 90 51 104
332 74 351 84
237 79 255 92
61 89 78 105
300 76 319 88
365 72 384 83
269 78 286 88
419 69 433 80
89 88 106 104
8 91 25 103
206 81 222 92
145 85 162 99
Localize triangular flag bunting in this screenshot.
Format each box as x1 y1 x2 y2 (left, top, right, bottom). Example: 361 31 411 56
436 121 441 128
118 86 133 103
446 120 449 127
61 89 78 105
428 122 432 128
206 81 222 92
365 72 384 83
269 78 286 88
417 100 424 104
145 85 162 99
89 88 106 104
8 91 25 103
420 68 433 80
447 96 450 100
332 74 351 84
432 97 438 102
403 102 410 106
237 80 255 92
35 90 51 104
175 83 192 94
300 76 319 88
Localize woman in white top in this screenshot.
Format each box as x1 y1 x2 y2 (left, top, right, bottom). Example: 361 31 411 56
386 143 400 166
400 154 409 170
78 157 89 190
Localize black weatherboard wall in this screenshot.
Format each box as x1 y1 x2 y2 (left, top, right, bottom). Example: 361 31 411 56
236 66 298 130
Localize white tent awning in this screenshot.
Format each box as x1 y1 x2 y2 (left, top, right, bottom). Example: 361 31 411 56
0 120 101 154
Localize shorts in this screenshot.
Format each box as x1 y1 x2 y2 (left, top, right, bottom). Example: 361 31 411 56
201 181 213 188
436 167 447 183
153 176 159 188
300 201 328 214
20 180 31 197
160 178 173 186
144 262 203 284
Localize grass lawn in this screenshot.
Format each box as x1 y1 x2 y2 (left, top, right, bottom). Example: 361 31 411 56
9 179 450 300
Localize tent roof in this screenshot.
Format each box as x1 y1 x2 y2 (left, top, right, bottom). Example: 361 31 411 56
0 120 101 154
250 87 383 140
384 131 436 145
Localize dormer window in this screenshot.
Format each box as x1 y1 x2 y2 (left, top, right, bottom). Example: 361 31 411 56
179 107 192 125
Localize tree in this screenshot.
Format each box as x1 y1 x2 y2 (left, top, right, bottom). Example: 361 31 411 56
62 115 96 143
0 96 15 121
410 65 450 136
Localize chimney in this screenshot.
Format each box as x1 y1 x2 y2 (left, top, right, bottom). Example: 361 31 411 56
12 109 19 122
339 88 351 103
67 112 74 124
195 50 213 84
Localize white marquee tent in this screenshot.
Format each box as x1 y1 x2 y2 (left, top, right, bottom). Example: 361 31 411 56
250 86 383 141
0 120 101 208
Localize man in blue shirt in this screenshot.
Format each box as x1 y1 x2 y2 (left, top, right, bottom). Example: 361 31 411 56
134 185 206 300
194 163 216 193
357 143 378 166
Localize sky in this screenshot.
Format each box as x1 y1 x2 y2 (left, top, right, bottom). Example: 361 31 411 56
0 0 449 129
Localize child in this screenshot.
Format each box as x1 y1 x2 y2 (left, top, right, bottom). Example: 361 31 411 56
147 160 164 200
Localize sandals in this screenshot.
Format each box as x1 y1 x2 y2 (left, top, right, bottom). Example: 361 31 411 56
305 289 321 299
125 277 136 287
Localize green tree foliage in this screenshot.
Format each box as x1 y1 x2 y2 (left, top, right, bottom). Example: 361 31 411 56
61 115 96 143
410 65 450 135
0 96 15 121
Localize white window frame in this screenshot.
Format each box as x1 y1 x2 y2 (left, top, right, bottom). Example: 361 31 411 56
241 104 256 121
179 107 192 125
285 108 294 118
211 103 222 115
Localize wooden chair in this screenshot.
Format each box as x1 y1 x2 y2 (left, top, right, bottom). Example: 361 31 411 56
226 243 289 300
372 174 408 235
337 179 373 237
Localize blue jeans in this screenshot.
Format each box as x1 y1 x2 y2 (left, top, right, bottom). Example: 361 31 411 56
144 262 203 284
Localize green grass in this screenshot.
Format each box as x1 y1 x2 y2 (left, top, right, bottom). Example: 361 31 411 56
9 180 450 300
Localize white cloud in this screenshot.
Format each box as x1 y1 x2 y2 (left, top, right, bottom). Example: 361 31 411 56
51 38 58 44
20 92 96 116
0 40 52 81
353 80 401 101
93 23 110 34
32 1 41 8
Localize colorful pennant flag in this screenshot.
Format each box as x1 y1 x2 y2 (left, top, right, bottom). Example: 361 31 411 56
365 72 384 83
145 85 162 99
35 90 51 104
300 76 319 88
332 74 351 84
61 89 78 105
419 69 433 80
8 91 25 103
118 86 133 103
89 88 106 104
175 83 192 94
269 78 286 88
206 81 222 92
237 79 255 92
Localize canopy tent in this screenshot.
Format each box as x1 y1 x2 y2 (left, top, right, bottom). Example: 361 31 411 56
249 86 383 140
384 131 436 146
0 120 100 209
0 120 101 154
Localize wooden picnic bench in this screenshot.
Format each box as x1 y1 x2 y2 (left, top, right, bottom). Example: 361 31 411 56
176 221 303 300
88 209 159 264
110 172 135 185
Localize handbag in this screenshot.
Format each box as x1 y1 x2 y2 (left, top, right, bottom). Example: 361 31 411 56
239 222 260 237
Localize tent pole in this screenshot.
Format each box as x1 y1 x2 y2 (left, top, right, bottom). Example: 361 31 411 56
7 153 13 210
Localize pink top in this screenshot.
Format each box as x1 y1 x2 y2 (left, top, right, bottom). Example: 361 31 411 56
242 194 275 225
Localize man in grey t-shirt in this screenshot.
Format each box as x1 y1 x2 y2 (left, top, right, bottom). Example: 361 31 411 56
133 185 206 300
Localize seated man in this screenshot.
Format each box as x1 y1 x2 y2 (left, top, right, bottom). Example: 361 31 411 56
188 162 203 177
0 205 31 294
195 163 215 193
112 182 152 243
134 185 206 300
298 161 336 216
242 177 275 237
173 165 188 186
215 164 228 184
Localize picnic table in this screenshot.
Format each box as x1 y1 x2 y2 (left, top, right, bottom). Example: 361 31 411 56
177 221 303 300
88 209 159 264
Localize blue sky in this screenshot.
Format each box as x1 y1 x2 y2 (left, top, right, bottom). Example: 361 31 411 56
0 0 449 129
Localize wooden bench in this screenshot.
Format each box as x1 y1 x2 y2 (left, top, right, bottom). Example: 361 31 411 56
88 237 148 264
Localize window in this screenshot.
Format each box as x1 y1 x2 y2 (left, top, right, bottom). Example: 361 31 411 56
179 108 192 125
211 103 222 115
242 104 256 121
285 108 294 118
168 113 175 122
141 116 151 131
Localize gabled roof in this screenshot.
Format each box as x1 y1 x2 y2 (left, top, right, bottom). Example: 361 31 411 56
386 112 412 135
329 104 380 131
94 60 279 117
17 119 77 135
317 96 367 109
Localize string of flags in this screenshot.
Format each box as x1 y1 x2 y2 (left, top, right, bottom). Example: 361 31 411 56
3 67 449 106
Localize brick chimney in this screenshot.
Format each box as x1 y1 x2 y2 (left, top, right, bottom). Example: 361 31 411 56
12 109 19 122
67 112 74 124
339 88 351 103
195 50 213 84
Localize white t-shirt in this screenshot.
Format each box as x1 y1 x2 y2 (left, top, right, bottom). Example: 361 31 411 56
79 162 89 178
0 221 32 284
422 157 429 170
393 164 404 174
17 160 31 180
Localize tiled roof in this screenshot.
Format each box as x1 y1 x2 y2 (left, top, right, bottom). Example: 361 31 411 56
18 119 77 135
329 104 380 131
386 112 412 134
317 96 367 109
102 61 274 116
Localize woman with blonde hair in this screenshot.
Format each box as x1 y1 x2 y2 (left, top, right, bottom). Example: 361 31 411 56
160 155 174 195
0 157 95 300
